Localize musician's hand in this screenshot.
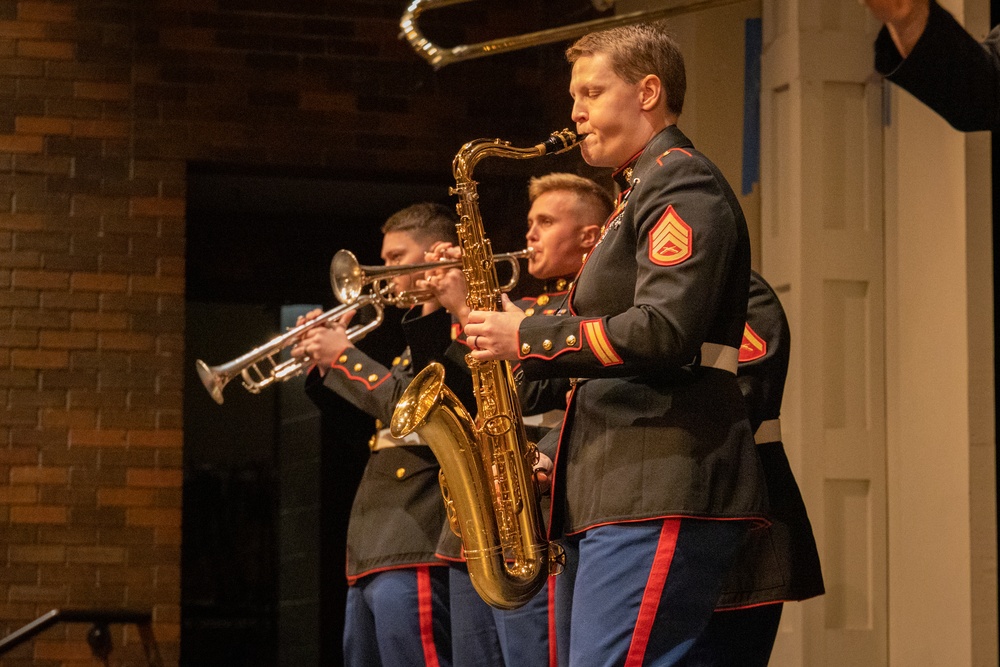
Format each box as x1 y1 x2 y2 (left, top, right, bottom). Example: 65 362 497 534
533 452 553 496
861 0 929 57
425 242 462 264
291 309 355 372
421 242 467 319
464 294 525 361
423 268 470 324
295 308 325 327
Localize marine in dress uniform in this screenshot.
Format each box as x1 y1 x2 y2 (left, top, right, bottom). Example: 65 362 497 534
305 304 473 667
297 202 474 667
438 280 574 667
426 172 609 666
510 125 768 666
465 25 771 663
680 270 824 667
872 0 1000 131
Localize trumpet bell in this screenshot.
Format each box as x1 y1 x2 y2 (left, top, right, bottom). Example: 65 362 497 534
196 359 228 405
330 249 364 304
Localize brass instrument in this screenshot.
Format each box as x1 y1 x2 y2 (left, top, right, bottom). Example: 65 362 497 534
197 248 535 405
332 247 534 308
401 0 747 69
195 296 384 405
391 129 583 609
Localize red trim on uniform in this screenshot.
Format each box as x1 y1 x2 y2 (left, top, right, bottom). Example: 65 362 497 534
546 385 576 538
655 147 693 166
562 513 770 537
417 566 442 667
433 552 465 563
518 325 585 361
624 519 680 667
329 363 392 390
345 560 448 585
648 205 692 267
716 598 788 612
612 151 644 179
548 575 558 667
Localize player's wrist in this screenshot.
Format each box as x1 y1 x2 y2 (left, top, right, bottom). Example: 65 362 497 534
886 1 930 57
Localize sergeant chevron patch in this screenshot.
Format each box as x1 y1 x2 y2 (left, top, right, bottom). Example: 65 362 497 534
649 205 692 266
582 319 622 366
739 323 767 362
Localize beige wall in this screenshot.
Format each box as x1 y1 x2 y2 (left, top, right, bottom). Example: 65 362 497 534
619 0 763 261
883 1 997 665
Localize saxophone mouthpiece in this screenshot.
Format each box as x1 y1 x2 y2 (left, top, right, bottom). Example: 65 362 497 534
538 129 587 155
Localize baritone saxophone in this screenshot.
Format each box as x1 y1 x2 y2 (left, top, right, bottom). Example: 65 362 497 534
391 129 584 609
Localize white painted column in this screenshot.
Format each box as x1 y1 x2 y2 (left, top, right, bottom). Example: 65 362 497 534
762 0 998 665
879 0 997 664
760 1 887 665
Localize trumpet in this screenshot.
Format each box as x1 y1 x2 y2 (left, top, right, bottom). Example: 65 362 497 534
197 246 534 405
196 295 384 405
332 246 534 307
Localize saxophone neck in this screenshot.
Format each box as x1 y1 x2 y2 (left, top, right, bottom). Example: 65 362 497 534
451 129 586 182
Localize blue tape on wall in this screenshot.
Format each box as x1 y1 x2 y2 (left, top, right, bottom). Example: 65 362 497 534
742 17 762 196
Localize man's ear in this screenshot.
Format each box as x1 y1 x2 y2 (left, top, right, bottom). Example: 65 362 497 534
638 74 663 112
580 224 601 249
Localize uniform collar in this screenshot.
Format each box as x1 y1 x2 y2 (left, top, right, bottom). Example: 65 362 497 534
611 124 693 192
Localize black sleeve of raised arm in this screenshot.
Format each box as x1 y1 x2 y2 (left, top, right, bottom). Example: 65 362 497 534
876 1 1000 132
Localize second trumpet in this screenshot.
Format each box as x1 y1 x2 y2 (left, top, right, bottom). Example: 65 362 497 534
331 246 534 307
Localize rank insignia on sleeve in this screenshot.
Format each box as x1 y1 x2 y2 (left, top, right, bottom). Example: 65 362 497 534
649 205 692 266
582 319 623 366
739 323 767 362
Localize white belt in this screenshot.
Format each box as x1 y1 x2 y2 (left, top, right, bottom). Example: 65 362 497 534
754 418 781 445
570 342 739 386
700 342 739 374
370 427 424 451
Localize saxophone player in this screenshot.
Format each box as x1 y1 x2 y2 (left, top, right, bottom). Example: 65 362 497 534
423 173 611 666
292 203 476 667
463 23 769 666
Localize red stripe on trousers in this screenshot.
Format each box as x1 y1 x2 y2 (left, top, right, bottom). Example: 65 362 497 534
624 519 681 667
416 566 441 667
548 575 558 667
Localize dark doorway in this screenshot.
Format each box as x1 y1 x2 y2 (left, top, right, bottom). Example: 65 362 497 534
181 165 453 666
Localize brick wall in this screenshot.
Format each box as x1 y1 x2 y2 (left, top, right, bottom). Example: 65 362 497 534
0 0 595 664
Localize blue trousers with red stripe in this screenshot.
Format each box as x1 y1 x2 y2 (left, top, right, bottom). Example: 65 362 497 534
554 518 749 667
449 563 551 666
344 565 452 667
679 603 782 667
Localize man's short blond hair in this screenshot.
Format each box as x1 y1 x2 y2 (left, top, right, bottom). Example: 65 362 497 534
528 173 614 226
566 20 686 117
